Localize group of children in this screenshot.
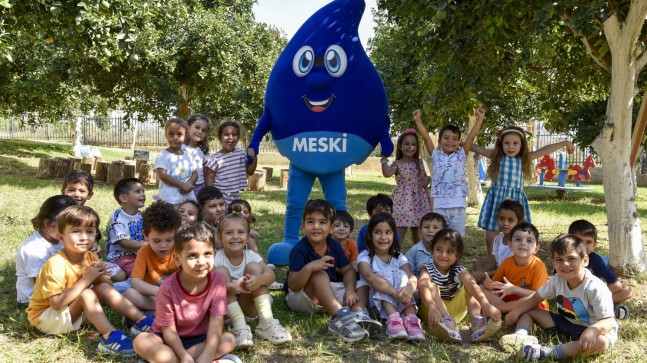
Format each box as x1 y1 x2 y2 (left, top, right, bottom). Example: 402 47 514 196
14 110 634 362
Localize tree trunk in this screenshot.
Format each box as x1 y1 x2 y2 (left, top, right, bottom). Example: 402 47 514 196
70 113 83 157
178 83 195 120
465 113 483 207
591 9 647 273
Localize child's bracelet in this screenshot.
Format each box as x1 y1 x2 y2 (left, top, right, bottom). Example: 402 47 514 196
380 157 388 164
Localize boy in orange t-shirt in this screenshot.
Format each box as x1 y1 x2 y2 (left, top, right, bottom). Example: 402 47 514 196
330 210 359 271
123 201 182 311
482 222 549 313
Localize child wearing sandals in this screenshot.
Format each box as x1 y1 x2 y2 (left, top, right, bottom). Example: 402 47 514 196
358 212 424 340
417 228 502 343
214 206 292 347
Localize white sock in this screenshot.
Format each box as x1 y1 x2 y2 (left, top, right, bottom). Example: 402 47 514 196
253 294 274 323
228 301 247 330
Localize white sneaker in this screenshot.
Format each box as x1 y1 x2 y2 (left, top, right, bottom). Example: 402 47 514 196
255 318 292 344
499 333 538 353
232 325 254 348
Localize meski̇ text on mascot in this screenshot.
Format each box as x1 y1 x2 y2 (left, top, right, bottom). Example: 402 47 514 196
248 0 393 264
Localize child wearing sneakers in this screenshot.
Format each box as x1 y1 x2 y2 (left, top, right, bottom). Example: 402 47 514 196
215 206 291 347
285 199 381 343
482 222 549 313
27 206 154 356
330 210 359 271
123 201 182 311
358 213 424 341
417 228 502 343
405 212 447 278
568 219 633 319
133 222 239 363
105 178 147 278
501 234 618 360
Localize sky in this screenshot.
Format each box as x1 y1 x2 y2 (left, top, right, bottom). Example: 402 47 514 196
252 0 378 49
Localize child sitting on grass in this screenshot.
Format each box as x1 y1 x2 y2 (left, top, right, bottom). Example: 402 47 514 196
197 186 227 249
357 193 399 253
133 221 239 363
16 195 76 304
227 199 260 254
285 199 381 343
123 201 182 311
60 169 94 206
482 222 548 313
405 212 447 278
501 234 618 360
568 219 633 319
27 206 154 356
330 210 358 271
215 207 292 347
177 200 202 225
417 228 502 343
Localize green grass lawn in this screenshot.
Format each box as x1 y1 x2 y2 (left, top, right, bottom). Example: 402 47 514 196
0 139 645 362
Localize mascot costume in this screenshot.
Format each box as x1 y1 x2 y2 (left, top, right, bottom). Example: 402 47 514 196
247 0 393 265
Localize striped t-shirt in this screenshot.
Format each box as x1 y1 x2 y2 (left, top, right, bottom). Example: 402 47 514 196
204 148 248 194
420 259 466 300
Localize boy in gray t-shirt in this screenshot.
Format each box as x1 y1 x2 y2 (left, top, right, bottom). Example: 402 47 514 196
500 234 618 360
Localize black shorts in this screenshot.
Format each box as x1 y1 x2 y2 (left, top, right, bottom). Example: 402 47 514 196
546 312 587 341
154 332 207 350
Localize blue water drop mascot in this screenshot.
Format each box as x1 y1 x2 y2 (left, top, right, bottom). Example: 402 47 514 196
247 0 394 265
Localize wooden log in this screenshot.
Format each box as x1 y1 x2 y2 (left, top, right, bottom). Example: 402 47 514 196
279 168 289 189
81 156 94 169
123 163 136 179
107 161 125 185
248 170 266 191
139 163 154 184
262 167 274 180
36 158 57 179
95 161 109 182
136 159 147 172
79 162 92 174
54 157 68 178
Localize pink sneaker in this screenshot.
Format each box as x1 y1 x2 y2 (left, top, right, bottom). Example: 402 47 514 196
403 314 426 341
385 313 408 340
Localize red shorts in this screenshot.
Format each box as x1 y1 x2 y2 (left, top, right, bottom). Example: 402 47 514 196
115 255 137 277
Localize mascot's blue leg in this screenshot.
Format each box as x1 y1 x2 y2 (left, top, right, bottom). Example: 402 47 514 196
320 171 347 212
267 165 316 265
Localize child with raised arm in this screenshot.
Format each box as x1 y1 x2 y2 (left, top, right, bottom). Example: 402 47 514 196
155 117 198 205
501 234 618 360
27 206 154 356
133 222 239 363
358 213 424 341
568 219 633 319
105 178 146 278
16 195 76 304
472 199 525 283
471 126 574 254
123 201 182 311
482 222 548 314
215 206 292 347
285 199 381 343
417 229 501 343
405 212 447 278
414 107 485 235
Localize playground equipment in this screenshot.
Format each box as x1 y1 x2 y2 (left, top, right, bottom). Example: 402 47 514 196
530 153 594 198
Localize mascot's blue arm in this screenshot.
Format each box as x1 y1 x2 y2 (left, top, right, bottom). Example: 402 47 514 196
379 116 394 157
247 107 271 156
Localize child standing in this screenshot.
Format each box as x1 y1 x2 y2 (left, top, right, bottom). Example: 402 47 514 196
330 210 358 271
15 195 76 304
215 208 292 347
414 107 485 235
123 201 182 311
133 222 239 363
205 121 257 206
60 169 94 205
482 222 549 314
568 220 633 319
472 126 574 254
177 200 202 225
472 199 525 283
184 114 211 198
381 129 431 246
285 200 381 343
405 212 447 278
501 235 618 360
105 178 146 278
358 213 424 341
155 117 198 205
27 206 154 356
417 229 501 343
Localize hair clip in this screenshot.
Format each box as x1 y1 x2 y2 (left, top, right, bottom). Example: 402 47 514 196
403 128 417 136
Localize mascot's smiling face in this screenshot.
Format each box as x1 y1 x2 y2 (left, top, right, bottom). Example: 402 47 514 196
265 0 389 174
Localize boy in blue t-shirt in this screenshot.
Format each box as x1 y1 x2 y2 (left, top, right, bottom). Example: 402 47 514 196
568 219 633 319
285 199 380 342
357 193 400 252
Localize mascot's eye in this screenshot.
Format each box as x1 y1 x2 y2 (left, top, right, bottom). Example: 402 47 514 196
292 46 315 77
324 45 347 77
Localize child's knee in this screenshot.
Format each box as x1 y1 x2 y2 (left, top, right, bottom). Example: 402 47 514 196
244 262 263 275
220 332 236 353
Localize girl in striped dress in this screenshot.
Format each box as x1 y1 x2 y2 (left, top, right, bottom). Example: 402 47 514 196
204 121 258 207
471 127 574 255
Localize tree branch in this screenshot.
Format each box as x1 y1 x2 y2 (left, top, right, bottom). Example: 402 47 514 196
559 15 611 72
